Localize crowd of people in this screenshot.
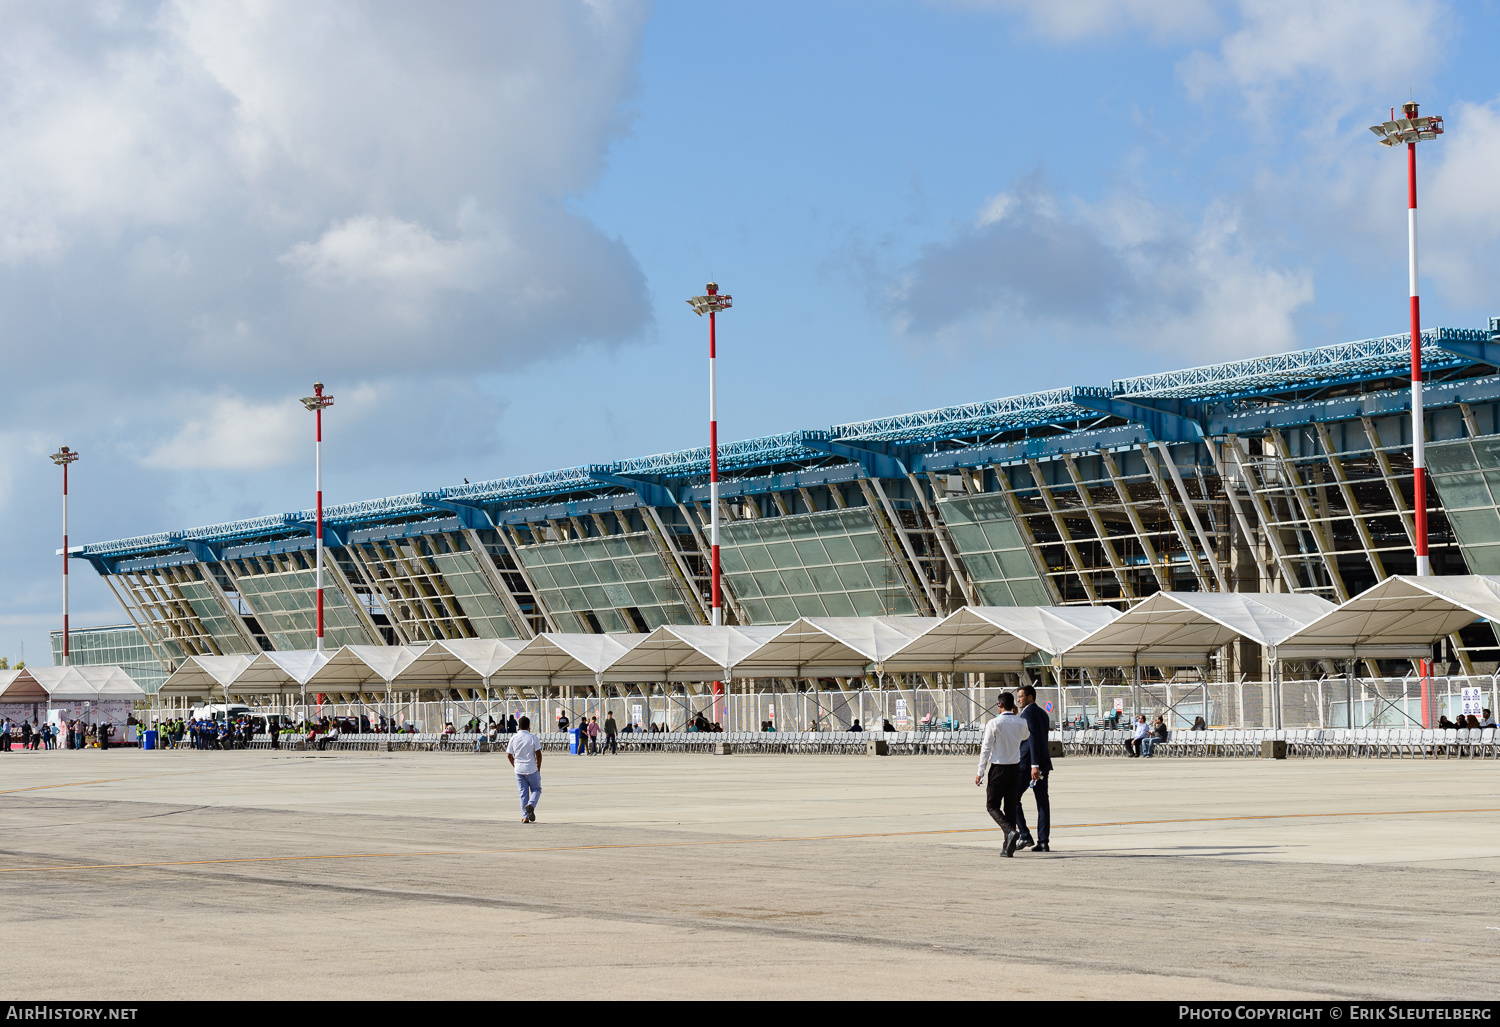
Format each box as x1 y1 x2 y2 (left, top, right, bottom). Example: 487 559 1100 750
0 716 120 751
1438 709 1495 729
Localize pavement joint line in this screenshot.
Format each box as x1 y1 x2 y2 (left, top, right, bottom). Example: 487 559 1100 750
2 806 1497 875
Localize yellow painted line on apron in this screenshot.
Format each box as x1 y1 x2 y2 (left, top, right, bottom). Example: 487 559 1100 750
1 806 1496 874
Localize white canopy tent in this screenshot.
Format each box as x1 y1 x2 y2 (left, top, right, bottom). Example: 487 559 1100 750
0 668 51 704
878 606 1123 674
421 638 526 684
729 617 941 679
1057 591 1337 668
27 665 148 702
600 625 784 684
490 633 641 688
1276 575 1500 661
158 654 258 699
231 650 334 696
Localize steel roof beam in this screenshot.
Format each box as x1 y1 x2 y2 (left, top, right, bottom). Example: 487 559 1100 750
587 468 676 508
802 437 908 479
1068 387 1205 442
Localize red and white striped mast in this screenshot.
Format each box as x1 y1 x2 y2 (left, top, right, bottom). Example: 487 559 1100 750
689 282 732 723
1371 102 1443 576
300 383 335 651
688 283 733 626
50 446 79 666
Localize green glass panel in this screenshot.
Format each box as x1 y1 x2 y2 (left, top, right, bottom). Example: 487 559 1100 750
779 567 815 595
743 599 774 623
766 597 800 622
821 592 857 617
1462 546 1500 574
849 590 886 616
1432 471 1491 510
763 542 799 567
849 532 886 562
750 570 785 595
975 581 1017 606
981 520 1025 550
1473 437 1500 469
741 545 775 572
1448 509 1500 546
999 549 1041 578
820 535 859 563
806 565 844 592
962 552 1003 580
793 539 830 565
834 563 874 592
1426 440 1479 474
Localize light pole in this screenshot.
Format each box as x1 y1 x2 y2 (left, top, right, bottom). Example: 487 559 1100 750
687 283 733 625
1370 102 1443 576
688 282 732 728
1371 102 1444 729
300 383 335 652
50 446 79 666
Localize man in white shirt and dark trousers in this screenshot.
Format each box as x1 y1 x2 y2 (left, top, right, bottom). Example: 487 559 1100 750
507 716 545 823
975 692 1030 857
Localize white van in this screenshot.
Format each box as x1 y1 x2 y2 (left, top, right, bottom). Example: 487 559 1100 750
189 703 255 722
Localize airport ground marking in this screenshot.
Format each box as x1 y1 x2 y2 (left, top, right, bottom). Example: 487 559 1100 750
2 806 1498 874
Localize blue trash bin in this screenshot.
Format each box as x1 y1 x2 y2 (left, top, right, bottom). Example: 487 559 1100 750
570 727 583 754
143 729 157 751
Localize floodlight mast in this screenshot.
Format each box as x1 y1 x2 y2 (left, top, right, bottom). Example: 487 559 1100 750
300 383 335 652
1370 101 1443 577
50 446 79 666
688 282 732 727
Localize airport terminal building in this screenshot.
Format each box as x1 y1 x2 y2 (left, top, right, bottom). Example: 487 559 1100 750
60 320 1500 688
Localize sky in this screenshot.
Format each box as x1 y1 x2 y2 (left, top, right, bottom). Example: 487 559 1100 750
2 0 1498 663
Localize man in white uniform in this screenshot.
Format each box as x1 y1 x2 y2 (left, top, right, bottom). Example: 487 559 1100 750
974 692 1030 857
506 716 545 823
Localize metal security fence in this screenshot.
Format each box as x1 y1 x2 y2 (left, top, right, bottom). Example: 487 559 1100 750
226 725 1500 758
151 674 1500 739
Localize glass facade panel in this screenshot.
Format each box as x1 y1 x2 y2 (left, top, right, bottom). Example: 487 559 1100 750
719 506 916 622
938 493 1049 607
236 570 374 651
429 551 520 639
514 531 693 630
49 624 173 694
1429 436 1500 576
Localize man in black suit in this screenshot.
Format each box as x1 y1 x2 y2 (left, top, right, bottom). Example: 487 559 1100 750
1014 684 1053 853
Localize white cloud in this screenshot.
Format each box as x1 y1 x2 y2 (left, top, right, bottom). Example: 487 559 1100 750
1179 0 1450 116
0 0 653 391
1423 98 1500 307
888 175 1313 360
942 0 1219 41
281 215 493 292
139 386 378 471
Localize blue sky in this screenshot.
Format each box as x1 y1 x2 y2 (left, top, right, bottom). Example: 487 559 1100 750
1 0 1498 662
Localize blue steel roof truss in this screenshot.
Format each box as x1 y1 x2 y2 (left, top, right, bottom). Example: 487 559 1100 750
79 325 1493 565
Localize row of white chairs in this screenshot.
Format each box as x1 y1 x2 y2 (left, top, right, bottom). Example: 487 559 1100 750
234 725 1500 758
1060 727 1500 759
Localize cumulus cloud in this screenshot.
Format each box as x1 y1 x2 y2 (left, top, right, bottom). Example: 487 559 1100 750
887 173 1312 359
0 0 652 399
138 385 383 471
0 2 652 659
1179 0 1451 117
1422 98 1500 307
